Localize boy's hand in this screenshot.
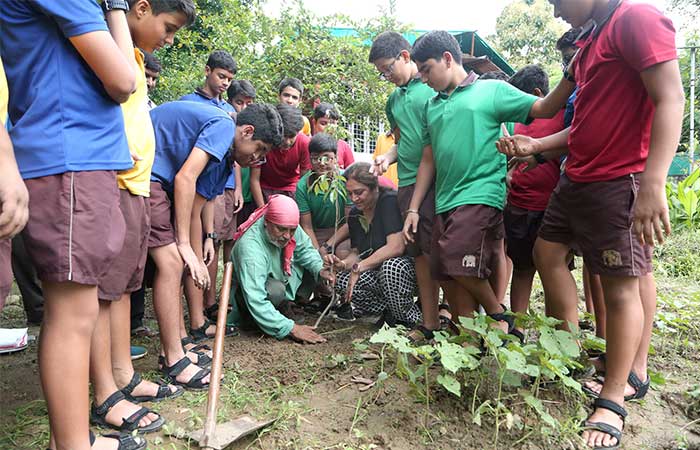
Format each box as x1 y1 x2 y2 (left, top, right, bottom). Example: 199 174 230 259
177 243 209 289
508 156 538 172
496 135 541 158
632 182 671 246
0 171 29 240
289 324 327 344
403 212 419 243
203 238 215 266
371 155 390 176
233 189 244 213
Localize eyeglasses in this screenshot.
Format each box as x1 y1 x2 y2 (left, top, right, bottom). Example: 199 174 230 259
378 53 403 81
310 155 337 164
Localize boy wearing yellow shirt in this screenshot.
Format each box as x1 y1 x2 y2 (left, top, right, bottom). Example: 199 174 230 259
87 0 195 440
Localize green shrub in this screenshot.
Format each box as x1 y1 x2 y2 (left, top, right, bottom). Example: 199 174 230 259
653 228 700 279
666 167 700 231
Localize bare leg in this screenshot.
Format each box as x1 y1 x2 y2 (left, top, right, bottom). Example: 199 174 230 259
415 254 439 330
488 240 510 304
111 293 177 397
41 282 98 450
533 238 579 330
453 275 508 332
583 264 595 314
510 268 536 334
90 300 156 428
204 244 220 310
150 245 210 384
582 275 642 449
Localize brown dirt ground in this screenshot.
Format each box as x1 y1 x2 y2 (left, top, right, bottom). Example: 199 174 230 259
1 290 699 450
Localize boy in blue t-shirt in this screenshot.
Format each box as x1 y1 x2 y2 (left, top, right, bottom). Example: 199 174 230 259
179 49 237 112
178 50 240 338
203 79 259 322
147 101 283 381
0 1 142 448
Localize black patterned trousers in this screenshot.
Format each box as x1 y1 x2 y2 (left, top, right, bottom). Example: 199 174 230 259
335 256 421 325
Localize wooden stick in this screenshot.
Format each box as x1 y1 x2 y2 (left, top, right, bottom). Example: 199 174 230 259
200 262 233 449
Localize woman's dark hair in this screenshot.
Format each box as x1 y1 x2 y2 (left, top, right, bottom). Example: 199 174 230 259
344 162 389 193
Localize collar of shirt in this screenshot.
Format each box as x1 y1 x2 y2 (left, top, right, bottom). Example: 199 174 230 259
195 87 224 104
437 71 479 100
576 0 623 46
399 75 422 93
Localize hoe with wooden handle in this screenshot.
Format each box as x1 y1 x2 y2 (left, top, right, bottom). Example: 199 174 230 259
187 262 274 449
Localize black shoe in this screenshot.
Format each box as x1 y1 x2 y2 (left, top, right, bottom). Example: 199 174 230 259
334 303 355 321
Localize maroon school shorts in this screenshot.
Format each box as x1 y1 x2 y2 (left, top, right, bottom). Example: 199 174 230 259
397 183 436 256
214 189 237 242
21 171 125 285
538 174 653 277
431 204 504 280
98 189 150 300
504 203 545 271
148 181 176 249
0 238 11 309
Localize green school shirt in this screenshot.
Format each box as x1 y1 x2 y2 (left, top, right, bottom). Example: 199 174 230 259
229 219 323 339
385 78 436 187
239 167 252 203
295 172 348 229
421 79 538 214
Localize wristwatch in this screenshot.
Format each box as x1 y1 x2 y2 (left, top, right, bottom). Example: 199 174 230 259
321 243 333 253
205 232 218 240
102 0 130 12
534 153 547 164
351 262 361 273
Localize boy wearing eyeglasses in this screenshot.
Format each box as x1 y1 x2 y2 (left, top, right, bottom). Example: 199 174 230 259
368 31 445 341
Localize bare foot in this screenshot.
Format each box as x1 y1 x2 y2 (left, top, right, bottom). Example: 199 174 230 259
582 407 623 448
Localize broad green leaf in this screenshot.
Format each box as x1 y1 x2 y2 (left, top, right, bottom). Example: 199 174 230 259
437 374 461 397
523 393 558 428
436 342 480 373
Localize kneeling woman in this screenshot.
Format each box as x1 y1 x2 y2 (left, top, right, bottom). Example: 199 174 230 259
327 162 421 325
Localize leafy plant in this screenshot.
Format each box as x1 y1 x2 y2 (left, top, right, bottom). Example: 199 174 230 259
666 167 700 231
309 164 348 327
369 311 588 445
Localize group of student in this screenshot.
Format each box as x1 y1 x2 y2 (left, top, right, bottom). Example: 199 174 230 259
0 0 686 449
364 1 683 449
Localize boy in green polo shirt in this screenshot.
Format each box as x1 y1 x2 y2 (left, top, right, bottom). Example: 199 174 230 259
404 30 575 332
369 31 445 340
296 132 351 257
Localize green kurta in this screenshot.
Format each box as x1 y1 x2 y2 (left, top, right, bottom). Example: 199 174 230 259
229 219 323 339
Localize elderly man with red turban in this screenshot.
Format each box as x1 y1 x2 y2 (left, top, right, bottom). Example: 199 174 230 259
229 195 334 344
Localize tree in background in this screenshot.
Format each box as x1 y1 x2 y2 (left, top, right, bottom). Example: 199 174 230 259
489 0 566 86
151 0 405 139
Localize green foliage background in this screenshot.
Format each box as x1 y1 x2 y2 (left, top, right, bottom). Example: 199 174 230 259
151 0 402 127
489 0 566 88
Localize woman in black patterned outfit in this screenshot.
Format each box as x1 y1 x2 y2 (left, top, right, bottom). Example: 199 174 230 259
325 162 420 325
